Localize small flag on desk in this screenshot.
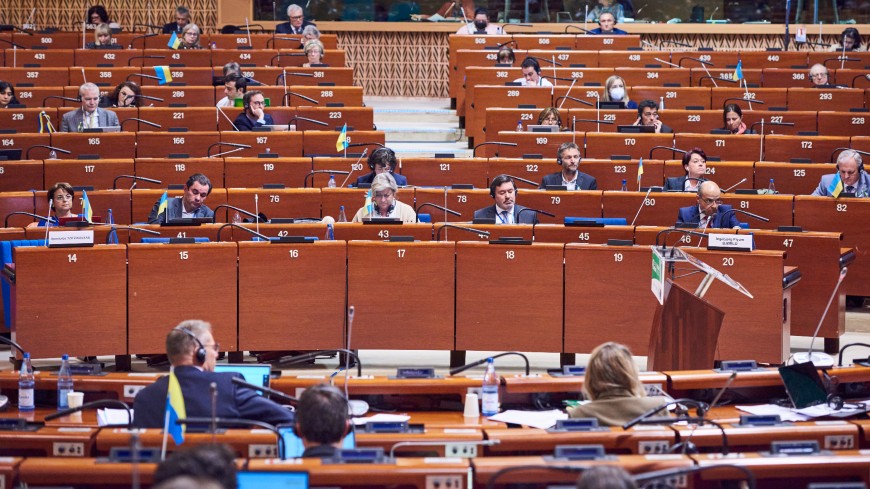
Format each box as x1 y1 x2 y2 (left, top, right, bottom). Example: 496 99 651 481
154 66 173 85
167 31 181 49
38 111 55 133
336 123 348 152
637 157 644 187
107 209 118 244
827 172 843 198
364 188 373 216
163 368 186 445
734 60 744 82
81 189 93 223
157 191 169 222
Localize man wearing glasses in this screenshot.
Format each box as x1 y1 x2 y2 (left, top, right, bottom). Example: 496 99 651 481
808 64 834 87
133 320 295 428
676 180 741 229
276 4 315 35
234 91 274 131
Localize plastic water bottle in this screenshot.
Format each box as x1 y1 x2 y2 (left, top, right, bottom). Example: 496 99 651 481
232 211 241 224
327 175 337 188
18 352 35 412
516 120 523 132
659 96 665 110
325 223 334 240
768 178 776 192
621 179 628 191
57 354 73 410
48 150 57 159
337 205 348 223
481 358 500 417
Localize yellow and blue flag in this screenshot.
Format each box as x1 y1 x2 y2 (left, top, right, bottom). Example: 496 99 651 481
154 66 173 85
364 188 373 216
81 189 93 223
163 368 186 445
38 111 55 133
157 191 169 222
827 172 843 198
734 60 744 81
637 157 644 186
167 32 181 49
335 123 348 152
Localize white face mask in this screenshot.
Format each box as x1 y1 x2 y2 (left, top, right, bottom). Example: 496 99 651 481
609 87 625 101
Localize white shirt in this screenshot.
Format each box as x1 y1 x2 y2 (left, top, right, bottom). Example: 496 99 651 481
495 206 514 224
216 96 233 108
562 173 578 191
512 77 553 87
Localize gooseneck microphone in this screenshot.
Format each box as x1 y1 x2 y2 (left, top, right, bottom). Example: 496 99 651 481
281 349 362 377
215 223 269 242
4 212 52 228
206 141 251 158
231 377 298 403
435 224 490 241
287 116 328 128
718 207 770 224
128 33 158 49
749 120 794 135
415 203 461 222
622 398 709 429
648 146 687 159
516 207 554 226
104 226 160 244
792 267 848 367
722 97 765 107
554 95 593 107
281 91 319 105
472 141 517 157
503 174 539 188
303 170 351 188
630 186 662 226
722 178 747 193
450 351 530 376
113 175 162 189
211 204 264 223
25 145 70 159
126 73 161 82
120 118 162 129
41 95 80 107
126 55 166 67
677 56 713 67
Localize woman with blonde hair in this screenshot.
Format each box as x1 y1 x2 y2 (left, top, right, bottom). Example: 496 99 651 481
568 342 669 426
602 75 637 109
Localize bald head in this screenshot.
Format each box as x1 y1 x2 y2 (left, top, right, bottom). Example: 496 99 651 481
697 181 722 217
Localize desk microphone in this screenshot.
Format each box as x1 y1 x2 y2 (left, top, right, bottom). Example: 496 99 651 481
709 371 737 408
415 203 461 222
128 94 165 104
287 115 328 128
132 23 163 31
281 349 362 377
346 142 388 150
304 170 351 188
210 382 217 442
630 186 662 226
792 267 848 367
340 148 367 187
564 25 593 34
270 52 306 66
472 141 517 158
435 224 490 241
529 56 562 67
554 95 593 107
215 105 239 131
126 55 166 67
25 145 70 159
852 73 870 88
450 351 530 376
829 147 870 164
120 118 161 129
516 207 554 227
215 223 269 242
823 57 861 69
622 398 708 429
718 207 770 224
281 91 319 106
698 75 739 86
206 141 251 158
648 146 687 159
177 417 283 456
677 56 713 67
104 226 160 243
211 204 264 223
749 119 794 135
41 95 80 107
0 39 26 48
503 174 539 188
722 97 764 107
230 377 298 404
276 72 315 84
722 177 747 193
662 39 693 48
4 211 52 228
112 175 162 190
128 33 158 49
126 73 161 82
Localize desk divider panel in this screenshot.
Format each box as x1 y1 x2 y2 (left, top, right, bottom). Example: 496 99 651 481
582 159 664 191
400 158 489 188
223 157 312 188
224 188 322 223
602 190 696 227
43 158 134 191
133 157 225 189
414 188 492 223
0 160 44 193
34 189 132 226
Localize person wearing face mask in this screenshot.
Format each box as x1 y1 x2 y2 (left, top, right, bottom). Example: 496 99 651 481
602 75 637 109
457 7 503 34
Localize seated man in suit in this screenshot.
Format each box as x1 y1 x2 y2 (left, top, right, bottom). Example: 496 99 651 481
162 6 191 34
276 4 315 35
233 91 274 131
147 173 215 223
676 180 741 229
474 174 539 224
296 384 350 459
355 147 408 187
59 82 119 132
588 12 628 35
633 99 673 134
812 150 869 198
539 142 597 190
664 148 707 192
133 320 295 429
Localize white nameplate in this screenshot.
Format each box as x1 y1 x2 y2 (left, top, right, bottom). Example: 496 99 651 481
48 229 94 248
707 233 752 252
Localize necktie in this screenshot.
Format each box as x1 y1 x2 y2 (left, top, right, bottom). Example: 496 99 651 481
500 211 509 224
846 186 855 194
89 112 96 129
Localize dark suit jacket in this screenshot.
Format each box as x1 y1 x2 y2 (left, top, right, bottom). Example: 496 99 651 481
664 176 707 192
589 27 629 35
302 444 340 459
162 22 182 34
539 171 597 190
147 196 214 224
355 171 408 187
473 204 538 224
132 365 295 429
676 204 741 229
234 113 275 131
275 20 316 35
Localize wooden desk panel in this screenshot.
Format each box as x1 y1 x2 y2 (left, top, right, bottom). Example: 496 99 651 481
134 131 219 159
519 190 603 224
632 87 712 110
485 108 548 139
619 67 693 88
224 157 312 188
238 240 345 351
0 67 69 87
503 371 669 394
13 245 127 358
532 224 634 244
658 109 722 134
565 244 660 354
34 189 132 226
400 157 489 188
11 32 80 50
585 133 675 160
414 188 491 223
135 109 219 133
0 107 57 133
139 85 215 108
137 224 224 242
456 242 563 352
794 196 870 296
0 426 98 457
583 159 665 191
486 157 558 185
18 458 157 487
133 157 225 189
673 421 858 452
0 192 36 227
602 190 696 227
334 223 435 241
127 242 238 354
492 132 578 159
0 160 44 193
295 106 374 132
787 87 866 112
817 111 870 138
467 86 554 143
0 133 50 160
696 451 870 485
473 455 691 484
675 134 763 162
719 193 795 229
754 162 833 195
741 110 819 136
484 426 675 455
140 49 213 67
71 67 138 89
710 88 790 112
696 69 763 89
763 134 851 163
224 188 321 223
43 159 134 190
320 187 368 220
220 131 304 158
348 242 455 350
663 161 754 194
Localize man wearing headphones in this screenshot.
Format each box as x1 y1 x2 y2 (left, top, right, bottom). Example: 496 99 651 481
233 90 274 131
59 82 120 132
355 147 408 187
676 181 742 229
474 174 539 224
456 7 503 35
589 12 628 35
513 57 553 87
539 142 597 190
812 150 869 197
295 384 351 458
133 320 294 429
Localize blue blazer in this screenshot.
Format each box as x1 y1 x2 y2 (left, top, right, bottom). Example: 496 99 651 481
147 197 214 224
812 172 870 197
234 113 275 131
539 171 597 190
276 20 316 35
132 365 295 429
473 204 539 224
356 171 408 187
677 204 741 229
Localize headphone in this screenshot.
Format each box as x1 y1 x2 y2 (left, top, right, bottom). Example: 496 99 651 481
835 151 865 175
177 327 207 365
367 147 397 172
556 143 580 166
489 176 517 198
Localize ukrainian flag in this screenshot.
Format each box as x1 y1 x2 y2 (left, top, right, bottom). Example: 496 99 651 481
157 191 169 221
335 123 348 152
364 188 373 216
163 368 186 445
827 172 843 198
167 32 181 49
154 66 173 85
734 60 744 81
81 189 93 223
637 157 644 186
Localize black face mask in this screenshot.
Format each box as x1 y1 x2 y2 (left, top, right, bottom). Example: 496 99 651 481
474 20 487 30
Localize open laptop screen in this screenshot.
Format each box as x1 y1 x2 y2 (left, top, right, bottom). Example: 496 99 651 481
237 471 308 489
214 363 271 395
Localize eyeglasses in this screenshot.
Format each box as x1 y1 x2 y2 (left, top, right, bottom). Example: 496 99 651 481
701 197 723 205
374 192 394 199
810 73 827 79
290 15 304 19
249 100 265 106
203 343 220 352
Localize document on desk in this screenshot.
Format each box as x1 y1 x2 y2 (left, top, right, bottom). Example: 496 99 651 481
98 408 133 426
488 409 568 430
352 413 412 426
736 404 810 422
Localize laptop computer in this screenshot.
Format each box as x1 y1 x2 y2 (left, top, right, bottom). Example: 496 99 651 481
278 424 356 459
778 361 829 409
617 125 655 133
214 363 271 395
237 471 308 489
527 125 560 132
